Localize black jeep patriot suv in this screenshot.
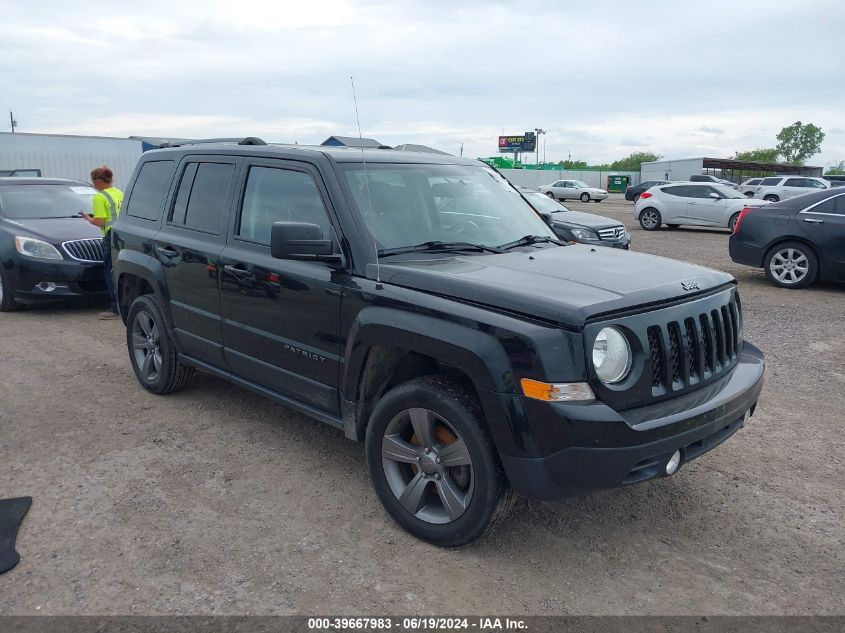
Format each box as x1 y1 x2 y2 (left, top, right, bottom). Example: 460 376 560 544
111 138 765 546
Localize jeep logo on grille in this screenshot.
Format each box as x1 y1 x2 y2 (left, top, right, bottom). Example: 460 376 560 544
681 281 700 291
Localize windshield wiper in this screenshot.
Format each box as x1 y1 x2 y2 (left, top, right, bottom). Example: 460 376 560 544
379 241 504 258
499 234 561 250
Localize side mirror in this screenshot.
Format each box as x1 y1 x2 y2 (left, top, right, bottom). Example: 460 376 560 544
539 211 554 227
708 192 721 199
270 222 338 261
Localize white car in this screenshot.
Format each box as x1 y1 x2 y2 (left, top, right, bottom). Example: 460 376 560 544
738 178 764 197
538 179 609 202
752 176 829 202
634 182 769 231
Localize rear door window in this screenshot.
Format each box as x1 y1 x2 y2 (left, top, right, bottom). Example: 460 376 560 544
661 185 688 197
168 161 235 234
125 160 175 221
785 178 806 187
761 177 783 186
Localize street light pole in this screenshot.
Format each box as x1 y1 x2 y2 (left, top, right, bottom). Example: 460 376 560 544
10 111 18 133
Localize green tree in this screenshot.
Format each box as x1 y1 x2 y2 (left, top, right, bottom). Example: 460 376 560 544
606 151 661 171
775 121 825 164
733 148 781 162
825 160 845 176
558 159 589 169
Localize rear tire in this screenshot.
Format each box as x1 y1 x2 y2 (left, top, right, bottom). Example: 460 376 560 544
744 191 755 198
764 241 818 289
365 375 515 547
764 194 780 202
126 294 194 394
0 269 19 312
580 192 590 202
633 193 641 202
638 208 662 231
545 191 555 199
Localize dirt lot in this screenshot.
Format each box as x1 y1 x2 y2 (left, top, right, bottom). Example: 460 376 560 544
1 194 843 615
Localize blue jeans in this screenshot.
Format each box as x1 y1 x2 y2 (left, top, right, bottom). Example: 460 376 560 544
102 236 117 313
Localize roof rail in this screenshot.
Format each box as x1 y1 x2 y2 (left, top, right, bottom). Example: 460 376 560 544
158 137 267 148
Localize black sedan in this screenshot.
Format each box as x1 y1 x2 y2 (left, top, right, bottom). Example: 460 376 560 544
0 178 106 311
520 188 630 249
624 180 670 202
729 188 845 289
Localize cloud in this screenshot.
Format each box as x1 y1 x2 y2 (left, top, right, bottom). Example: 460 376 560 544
2 0 843 164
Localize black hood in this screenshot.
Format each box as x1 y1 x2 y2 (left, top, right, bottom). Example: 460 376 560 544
376 244 733 327
550 210 621 230
0 217 102 243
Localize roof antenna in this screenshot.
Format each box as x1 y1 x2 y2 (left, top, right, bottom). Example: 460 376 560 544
350 75 382 290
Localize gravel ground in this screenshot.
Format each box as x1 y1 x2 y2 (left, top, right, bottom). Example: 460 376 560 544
1 194 843 615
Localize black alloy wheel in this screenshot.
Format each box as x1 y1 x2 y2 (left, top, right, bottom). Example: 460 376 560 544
126 294 194 394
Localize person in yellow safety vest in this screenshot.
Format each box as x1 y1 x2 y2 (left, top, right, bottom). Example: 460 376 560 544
81 166 124 319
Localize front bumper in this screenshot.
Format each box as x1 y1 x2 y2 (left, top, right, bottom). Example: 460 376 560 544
3 255 106 300
500 343 765 500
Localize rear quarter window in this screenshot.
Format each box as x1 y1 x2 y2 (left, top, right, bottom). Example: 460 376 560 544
125 160 175 221
661 185 688 197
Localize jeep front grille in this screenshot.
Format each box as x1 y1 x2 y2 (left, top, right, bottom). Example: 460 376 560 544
647 295 740 392
597 226 627 240
62 238 103 263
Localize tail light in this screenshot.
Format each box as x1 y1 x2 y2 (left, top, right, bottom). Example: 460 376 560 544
640 192 653 199
733 207 753 234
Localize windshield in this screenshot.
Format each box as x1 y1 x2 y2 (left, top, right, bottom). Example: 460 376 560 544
713 184 745 198
0 184 97 219
339 163 557 254
523 191 570 213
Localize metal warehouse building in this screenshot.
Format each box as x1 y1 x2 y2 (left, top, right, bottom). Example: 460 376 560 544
641 156 823 184
0 132 144 188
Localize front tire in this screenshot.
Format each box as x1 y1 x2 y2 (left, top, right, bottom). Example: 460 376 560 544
764 194 780 202
580 192 590 202
764 241 818 289
126 294 194 394
639 208 662 231
0 269 19 312
365 376 515 547
545 191 555 199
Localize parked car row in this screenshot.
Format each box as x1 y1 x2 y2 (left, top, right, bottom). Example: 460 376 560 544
739 176 830 201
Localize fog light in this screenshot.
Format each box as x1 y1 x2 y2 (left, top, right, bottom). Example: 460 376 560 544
38 282 57 292
666 450 681 475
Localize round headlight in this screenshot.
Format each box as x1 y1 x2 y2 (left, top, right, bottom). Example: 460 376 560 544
592 327 632 384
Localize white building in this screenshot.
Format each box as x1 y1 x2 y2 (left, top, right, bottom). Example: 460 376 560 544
0 132 144 188
641 157 823 184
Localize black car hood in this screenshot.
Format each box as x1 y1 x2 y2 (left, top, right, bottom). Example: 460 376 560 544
550 210 620 230
377 245 733 327
1 217 102 243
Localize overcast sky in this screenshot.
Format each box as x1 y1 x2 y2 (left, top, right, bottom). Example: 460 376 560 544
2 0 843 166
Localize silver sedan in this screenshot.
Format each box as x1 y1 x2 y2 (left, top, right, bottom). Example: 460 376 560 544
538 179 609 202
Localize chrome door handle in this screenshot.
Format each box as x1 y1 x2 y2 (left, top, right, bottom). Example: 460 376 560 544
224 265 250 278
156 246 178 258
803 218 824 224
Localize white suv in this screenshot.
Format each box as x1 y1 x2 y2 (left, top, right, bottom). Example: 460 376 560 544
753 176 829 202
